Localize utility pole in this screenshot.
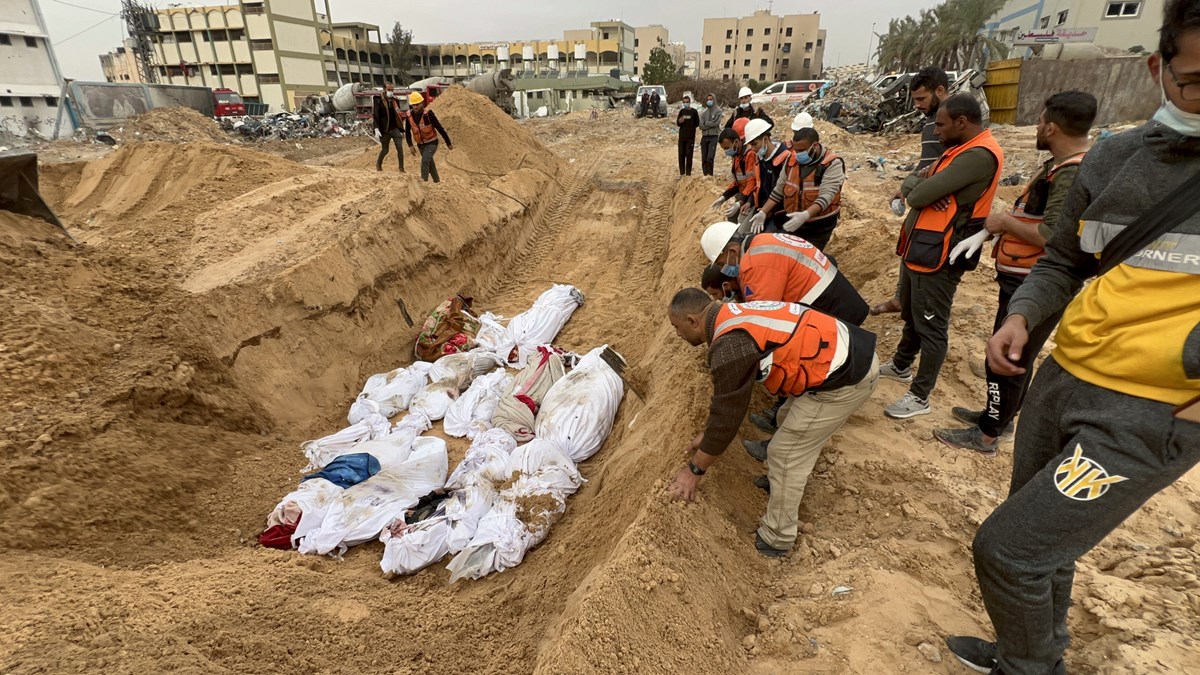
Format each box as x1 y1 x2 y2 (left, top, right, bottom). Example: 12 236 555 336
121 0 159 84
865 22 876 67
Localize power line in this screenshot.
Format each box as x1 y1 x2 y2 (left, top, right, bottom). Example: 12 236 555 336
49 0 118 15
52 14 120 47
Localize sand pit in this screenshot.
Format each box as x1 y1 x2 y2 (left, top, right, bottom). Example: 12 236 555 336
1 87 1197 674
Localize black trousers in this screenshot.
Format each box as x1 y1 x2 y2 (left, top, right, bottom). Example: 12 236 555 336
892 264 964 400
973 358 1200 674
678 136 695 176
700 135 718 176
978 272 1065 438
376 128 405 171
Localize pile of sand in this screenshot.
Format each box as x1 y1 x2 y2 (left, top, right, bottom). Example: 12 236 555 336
108 106 229 144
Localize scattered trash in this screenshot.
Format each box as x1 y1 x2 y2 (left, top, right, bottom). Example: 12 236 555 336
803 69 990 135
1000 173 1025 186
831 585 853 597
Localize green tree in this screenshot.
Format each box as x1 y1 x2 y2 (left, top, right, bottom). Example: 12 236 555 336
875 0 1009 72
642 47 681 85
385 22 415 85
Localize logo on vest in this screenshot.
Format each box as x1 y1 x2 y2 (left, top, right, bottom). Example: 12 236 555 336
774 233 812 248
743 300 786 311
1054 444 1128 501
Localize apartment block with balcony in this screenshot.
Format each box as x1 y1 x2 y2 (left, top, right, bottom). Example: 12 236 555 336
1 0 68 138
100 39 144 83
700 9 826 84
633 25 686 77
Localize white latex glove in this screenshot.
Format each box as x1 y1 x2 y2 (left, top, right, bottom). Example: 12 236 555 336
782 210 811 233
747 211 767 234
374 129 382 143
724 201 742 219
949 229 992 264
710 196 727 210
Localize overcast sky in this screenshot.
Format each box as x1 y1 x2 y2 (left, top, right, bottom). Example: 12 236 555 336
40 0 940 81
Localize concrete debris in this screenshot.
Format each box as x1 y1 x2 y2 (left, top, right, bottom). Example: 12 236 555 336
802 69 991 135
219 112 370 143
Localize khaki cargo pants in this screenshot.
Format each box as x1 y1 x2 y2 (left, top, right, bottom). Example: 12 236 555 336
758 354 879 550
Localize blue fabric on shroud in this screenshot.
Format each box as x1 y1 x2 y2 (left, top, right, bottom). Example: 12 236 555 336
301 453 381 489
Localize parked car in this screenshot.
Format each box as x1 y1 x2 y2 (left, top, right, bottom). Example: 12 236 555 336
634 85 668 118
750 80 829 105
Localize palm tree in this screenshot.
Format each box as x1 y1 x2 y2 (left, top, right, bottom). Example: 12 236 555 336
875 0 1009 72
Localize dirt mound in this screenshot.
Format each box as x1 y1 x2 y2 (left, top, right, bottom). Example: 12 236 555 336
108 106 229 144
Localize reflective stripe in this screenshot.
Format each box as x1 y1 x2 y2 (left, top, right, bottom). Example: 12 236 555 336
714 314 800 337
1128 234 1200 274
1079 220 1125 254
995 261 1032 275
743 244 836 303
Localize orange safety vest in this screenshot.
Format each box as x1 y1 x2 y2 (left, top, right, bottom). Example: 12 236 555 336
896 129 1005 274
728 148 761 203
413 110 439 144
993 153 1085 275
713 301 841 396
740 232 837 305
774 149 843 219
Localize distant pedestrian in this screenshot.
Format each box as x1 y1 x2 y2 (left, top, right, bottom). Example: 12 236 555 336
409 92 453 184
373 82 412 173
699 93 722 176
676 93 700 176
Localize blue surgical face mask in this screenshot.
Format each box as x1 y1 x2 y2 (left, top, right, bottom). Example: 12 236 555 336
682 102 691 109
725 148 737 157
1154 66 1200 137
722 287 737 302
706 100 714 107
756 144 768 159
796 151 812 164
720 264 739 277
740 102 750 110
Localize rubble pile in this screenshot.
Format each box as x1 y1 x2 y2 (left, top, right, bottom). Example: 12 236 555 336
105 106 230 144
803 69 989 136
219 112 372 143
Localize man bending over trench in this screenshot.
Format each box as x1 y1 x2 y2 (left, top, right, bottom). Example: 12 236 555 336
665 288 878 557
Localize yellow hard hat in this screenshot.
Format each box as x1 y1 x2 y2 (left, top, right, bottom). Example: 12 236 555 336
409 91 424 105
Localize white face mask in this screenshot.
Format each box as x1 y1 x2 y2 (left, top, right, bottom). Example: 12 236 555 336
385 91 393 99
1154 66 1200 137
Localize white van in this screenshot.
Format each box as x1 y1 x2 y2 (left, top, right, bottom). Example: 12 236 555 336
750 80 829 105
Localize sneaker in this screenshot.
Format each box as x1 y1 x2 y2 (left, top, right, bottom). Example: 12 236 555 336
743 439 768 462
945 636 997 674
951 407 1015 439
879 361 915 384
754 532 788 558
934 426 999 457
750 410 778 434
884 392 930 419
753 475 770 492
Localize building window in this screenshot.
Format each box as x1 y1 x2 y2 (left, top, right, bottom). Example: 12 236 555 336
745 43 751 51
24 36 37 48
236 63 253 75
724 59 730 68
723 74 730 81
705 45 711 54
743 59 750 66
602 31 609 39
1057 10 1069 24
817 38 823 47
209 64 218 75
634 38 639 47
258 73 280 83
0 96 11 106
704 59 710 68
219 64 235 75
782 58 789 67
250 39 273 50
760 58 768 66
746 28 754 36
243 4 264 14
764 27 771 36
726 29 733 39
18 96 33 107
1104 1 1142 17
122 74 129 80
803 58 811 69
1039 16 1050 28
724 44 731 53
762 43 769 51
177 31 192 43
786 27 793 37
759 72 766 80
805 42 813 52
44 95 58 106
229 29 244 41
782 43 791 53
634 53 638 61
742 73 749 80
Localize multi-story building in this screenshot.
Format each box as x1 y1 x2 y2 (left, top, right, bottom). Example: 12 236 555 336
100 39 144 83
700 9 826 83
1 0 68 138
985 0 1164 53
411 20 636 81
101 0 391 113
632 25 686 77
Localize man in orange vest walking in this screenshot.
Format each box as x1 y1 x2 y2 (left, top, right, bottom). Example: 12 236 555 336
882 93 1003 419
934 92 1096 455
665 288 879 557
408 91 453 183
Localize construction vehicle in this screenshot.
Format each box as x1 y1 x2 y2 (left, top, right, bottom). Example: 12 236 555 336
212 88 246 117
0 152 72 240
462 69 516 113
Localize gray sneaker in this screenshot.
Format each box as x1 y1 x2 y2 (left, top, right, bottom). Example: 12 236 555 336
743 439 768 461
933 426 999 457
879 360 915 383
885 392 930 419
951 407 1016 439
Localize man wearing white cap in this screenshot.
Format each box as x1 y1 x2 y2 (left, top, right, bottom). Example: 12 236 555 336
725 86 774 129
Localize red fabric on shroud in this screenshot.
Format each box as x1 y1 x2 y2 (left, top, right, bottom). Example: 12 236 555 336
259 521 298 549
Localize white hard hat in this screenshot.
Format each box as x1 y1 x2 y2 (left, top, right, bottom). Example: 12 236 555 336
791 112 814 131
701 221 740 263
743 118 772 144
738 86 753 98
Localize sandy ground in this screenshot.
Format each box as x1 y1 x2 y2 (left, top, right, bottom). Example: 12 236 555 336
1 89 1197 674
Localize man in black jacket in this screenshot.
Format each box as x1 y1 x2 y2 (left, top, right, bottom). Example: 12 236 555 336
373 83 412 173
725 85 774 129
676 93 700 176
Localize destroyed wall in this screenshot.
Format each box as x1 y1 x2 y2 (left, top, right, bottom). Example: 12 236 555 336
1015 58 1159 126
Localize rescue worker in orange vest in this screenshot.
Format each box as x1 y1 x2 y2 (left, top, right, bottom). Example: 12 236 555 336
408 91 453 184
748 126 846 249
881 92 1004 420
665 288 879 557
710 119 759 226
933 91 1096 455
742 119 790 234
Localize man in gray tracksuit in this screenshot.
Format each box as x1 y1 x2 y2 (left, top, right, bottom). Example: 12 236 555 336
699 93 723 176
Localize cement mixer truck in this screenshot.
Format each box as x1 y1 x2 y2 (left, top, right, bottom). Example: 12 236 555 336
462 69 516 113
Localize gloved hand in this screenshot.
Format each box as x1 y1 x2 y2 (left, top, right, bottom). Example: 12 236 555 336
782 210 811 232
709 196 727 210
949 229 992 264
724 201 742 219
747 211 767 234
374 129 382 143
